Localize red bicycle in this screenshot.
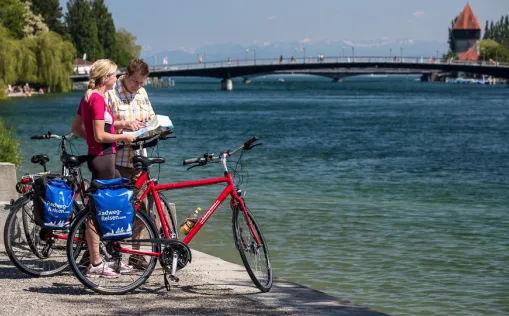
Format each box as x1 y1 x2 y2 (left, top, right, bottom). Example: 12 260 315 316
66 136 272 294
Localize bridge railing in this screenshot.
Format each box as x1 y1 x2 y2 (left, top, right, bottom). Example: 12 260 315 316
148 56 509 72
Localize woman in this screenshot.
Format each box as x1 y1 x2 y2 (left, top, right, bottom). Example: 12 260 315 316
71 59 136 278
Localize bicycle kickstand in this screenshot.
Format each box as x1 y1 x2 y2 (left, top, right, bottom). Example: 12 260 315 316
162 251 180 291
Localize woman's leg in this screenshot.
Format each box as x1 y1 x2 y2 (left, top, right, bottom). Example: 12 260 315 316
87 155 120 265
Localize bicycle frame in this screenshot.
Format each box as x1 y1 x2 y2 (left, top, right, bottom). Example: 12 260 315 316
118 165 261 258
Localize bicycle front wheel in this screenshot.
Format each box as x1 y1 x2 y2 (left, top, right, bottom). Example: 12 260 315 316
232 204 273 292
3 195 78 277
66 208 159 295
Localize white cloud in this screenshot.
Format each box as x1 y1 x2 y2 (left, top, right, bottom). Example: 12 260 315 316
412 11 425 17
267 16 277 20
300 37 312 44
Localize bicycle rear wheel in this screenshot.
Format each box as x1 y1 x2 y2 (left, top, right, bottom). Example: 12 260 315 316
3 195 80 277
232 204 272 292
66 208 159 294
158 193 178 239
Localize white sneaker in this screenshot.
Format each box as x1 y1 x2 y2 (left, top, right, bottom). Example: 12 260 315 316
87 262 120 279
107 260 133 274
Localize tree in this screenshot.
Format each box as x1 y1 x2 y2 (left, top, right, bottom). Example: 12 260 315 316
65 0 103 61
22 1 49 37
447 16 459 55
479 40 509 62
0 26 19 86
0 118 22 167
0 0 26 39
92 0 117 61
30 0 66 35
483 21 490 40
34 32 76 92
116 28 141 67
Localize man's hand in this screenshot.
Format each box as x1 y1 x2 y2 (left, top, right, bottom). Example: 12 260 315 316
123 120 146 131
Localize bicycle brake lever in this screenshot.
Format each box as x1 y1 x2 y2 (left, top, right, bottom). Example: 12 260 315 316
186 164 200 171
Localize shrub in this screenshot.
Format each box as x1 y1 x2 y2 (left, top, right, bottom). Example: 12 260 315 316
0 118 22 166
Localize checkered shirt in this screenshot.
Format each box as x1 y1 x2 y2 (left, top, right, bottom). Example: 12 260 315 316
106 75 155 168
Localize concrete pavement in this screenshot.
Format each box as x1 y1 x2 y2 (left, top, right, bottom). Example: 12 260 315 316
0 246 389 316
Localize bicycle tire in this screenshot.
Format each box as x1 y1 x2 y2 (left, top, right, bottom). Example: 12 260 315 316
66 208 159 295
232 204 273 292
158 193 178 239
4 195 81 277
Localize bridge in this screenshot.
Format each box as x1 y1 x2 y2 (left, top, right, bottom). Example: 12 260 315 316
71 56 509 90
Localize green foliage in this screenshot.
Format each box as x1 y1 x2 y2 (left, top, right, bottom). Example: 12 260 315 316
0 0 26 39
22 1 49 37
0 25 75 92
479 40 509 62
35 32 76 91
66 0 103 61
0 79 6 100
0 118 22 167
116 28 142 67
0 26 19 85
484 15 509 46
92 0 117 61
442 51 456 59
447 16 459 54
31 0 66 35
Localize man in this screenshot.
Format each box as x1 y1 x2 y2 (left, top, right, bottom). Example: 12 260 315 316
106 59 154 270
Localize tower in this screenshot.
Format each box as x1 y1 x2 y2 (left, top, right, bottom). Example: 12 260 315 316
452 4 481 59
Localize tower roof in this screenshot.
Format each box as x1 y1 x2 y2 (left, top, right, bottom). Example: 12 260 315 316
453 4 481 30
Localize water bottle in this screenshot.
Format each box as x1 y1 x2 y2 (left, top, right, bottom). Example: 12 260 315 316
179 207 201 235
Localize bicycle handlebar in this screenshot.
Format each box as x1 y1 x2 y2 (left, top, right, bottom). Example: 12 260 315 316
30 132 74 140
182 136 262 166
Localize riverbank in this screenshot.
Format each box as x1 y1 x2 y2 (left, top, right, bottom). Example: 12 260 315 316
0 245 388 316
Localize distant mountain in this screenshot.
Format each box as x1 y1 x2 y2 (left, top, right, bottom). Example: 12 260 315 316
146 39 449 65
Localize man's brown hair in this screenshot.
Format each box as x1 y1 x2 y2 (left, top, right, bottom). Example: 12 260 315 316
125 59 150 77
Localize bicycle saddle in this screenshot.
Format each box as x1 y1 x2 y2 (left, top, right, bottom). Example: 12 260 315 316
62 153 88 168
131 156 165 167
31 154 49 165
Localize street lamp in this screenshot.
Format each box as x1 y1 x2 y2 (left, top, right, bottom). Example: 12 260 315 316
254 48 257 65
436 50 439 60
245 49 249 64
352 46 355 62
342 47 345 58
390 48 392 58
204 52 206 67
400 47 403 60
303 47 306 63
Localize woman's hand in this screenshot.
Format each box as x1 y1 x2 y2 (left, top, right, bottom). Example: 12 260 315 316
121 133 137 143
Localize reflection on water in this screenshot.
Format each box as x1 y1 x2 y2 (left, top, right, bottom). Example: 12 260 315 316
1 76 508 315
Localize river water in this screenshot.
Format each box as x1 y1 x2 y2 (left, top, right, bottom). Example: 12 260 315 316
1 76 508 315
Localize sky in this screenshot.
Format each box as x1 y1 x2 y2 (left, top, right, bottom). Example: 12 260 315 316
59 0 509 55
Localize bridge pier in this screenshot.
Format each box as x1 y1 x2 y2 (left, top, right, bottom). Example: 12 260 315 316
221 78 232 91
421 72 438 82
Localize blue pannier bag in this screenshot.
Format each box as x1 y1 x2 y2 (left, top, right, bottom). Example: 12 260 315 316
92 178 134 240
43 180 75 230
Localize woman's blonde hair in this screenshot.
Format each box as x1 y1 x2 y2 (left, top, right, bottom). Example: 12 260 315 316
85 59 117 101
